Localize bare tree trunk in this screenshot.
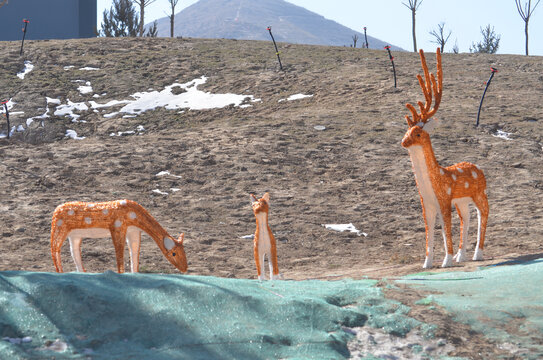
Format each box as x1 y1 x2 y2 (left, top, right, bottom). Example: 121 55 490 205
170 14 174 38
411 9 417 52
139 2 145 37
525 20 529 55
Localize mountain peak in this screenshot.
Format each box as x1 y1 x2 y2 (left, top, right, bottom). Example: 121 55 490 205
152 0 402 49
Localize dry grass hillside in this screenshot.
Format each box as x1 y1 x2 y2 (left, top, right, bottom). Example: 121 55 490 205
0 37 542 280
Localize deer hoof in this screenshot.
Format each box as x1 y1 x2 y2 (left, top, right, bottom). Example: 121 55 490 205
441 254 453 267
423 256 433 269
473 248 484 261
453 249 466 263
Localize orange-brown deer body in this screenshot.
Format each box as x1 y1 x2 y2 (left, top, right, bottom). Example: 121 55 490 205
51 200 187 273
250 193 280 280
402 49 489 268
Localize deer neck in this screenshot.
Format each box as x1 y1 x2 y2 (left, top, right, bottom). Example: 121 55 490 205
407 140 442 206
255 212 271 241
133 209 172 252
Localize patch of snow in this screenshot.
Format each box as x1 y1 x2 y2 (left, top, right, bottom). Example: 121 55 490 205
0 99 16 113
16 125 25 132
17 61 34 79
79 67 100 71
152 189 169 195
323 223 367 237
47 97 61 105
156 170 182 178
65 130 85 140
27 107 51 126
77 81 93 95
241 234 255 240
94 76 256 117
109 126 145 137
170 188 181 192
314 125 326 131
279 94 313 102
348 326 454 360
89 100 130 109
63 65 75 70
493 129 512 141
10 111 25 116
239 104 252 109
54 100 88 122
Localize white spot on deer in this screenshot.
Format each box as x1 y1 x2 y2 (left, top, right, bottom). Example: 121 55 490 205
67 209 75 216
457 168 463 173
120 200 127 206
439 168 444 175
87 203 95 208
452 174 457 181
447 187 452 195
114 219 122 228
128 212 137 219
84 217 92 224
465 182 469 189
102 209 109 215
164 237 175 250
57 219 63 226
472 171 478 179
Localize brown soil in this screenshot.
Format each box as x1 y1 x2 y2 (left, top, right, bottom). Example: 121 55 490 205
0 37 542 358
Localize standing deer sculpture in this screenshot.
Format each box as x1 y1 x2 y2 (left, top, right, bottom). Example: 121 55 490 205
401 48 489 268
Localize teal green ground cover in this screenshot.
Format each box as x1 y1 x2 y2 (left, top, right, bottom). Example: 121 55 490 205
398 258 543 359
0 271 424 359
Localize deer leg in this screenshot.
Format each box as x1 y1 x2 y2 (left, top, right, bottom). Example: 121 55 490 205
439 207 454 267
126 230 141 273
473 193 489 261
270 244 280 280
51 228 69 273
259 252 267 281
422 206 437 269
69 237 86 272
111 228 127 273
254 244 263 280
453 202 470 263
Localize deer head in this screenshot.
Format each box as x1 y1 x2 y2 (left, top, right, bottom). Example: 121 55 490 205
163 233 188 272
250 193 270 215
401 48 443 149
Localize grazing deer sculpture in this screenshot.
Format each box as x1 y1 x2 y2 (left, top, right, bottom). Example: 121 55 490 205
401 49 489 268
51 200 187 273
250 193 280 280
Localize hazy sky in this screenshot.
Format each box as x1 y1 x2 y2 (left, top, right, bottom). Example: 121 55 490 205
97 0 543 56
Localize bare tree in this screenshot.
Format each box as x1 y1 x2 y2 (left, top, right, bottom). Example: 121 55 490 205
0 0 8 9
429 22 452 53
167 0 180 38
515 0 541 55
452 39 459 54
352 34 358 48
132 0 156 37
403 0 423 52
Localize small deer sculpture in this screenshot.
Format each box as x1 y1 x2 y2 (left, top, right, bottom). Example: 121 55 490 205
250 193 280 280
50 200 187 273
401 49 489 268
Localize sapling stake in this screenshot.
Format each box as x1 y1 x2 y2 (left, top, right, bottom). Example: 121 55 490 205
266 26 283 70
2 100 10 139
363 27 369 48
20 19 29 56
476 67 498 127
385 45 397 88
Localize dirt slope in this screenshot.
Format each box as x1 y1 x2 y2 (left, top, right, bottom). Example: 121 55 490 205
0 37 542 281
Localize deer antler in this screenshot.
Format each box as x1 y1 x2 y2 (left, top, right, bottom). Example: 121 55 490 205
405 48 443 128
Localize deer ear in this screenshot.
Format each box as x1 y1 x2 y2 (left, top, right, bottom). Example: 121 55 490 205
262 193 270 203
422 118 439 133
177 233 184 244
164 237 175 250
250 194 258 205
